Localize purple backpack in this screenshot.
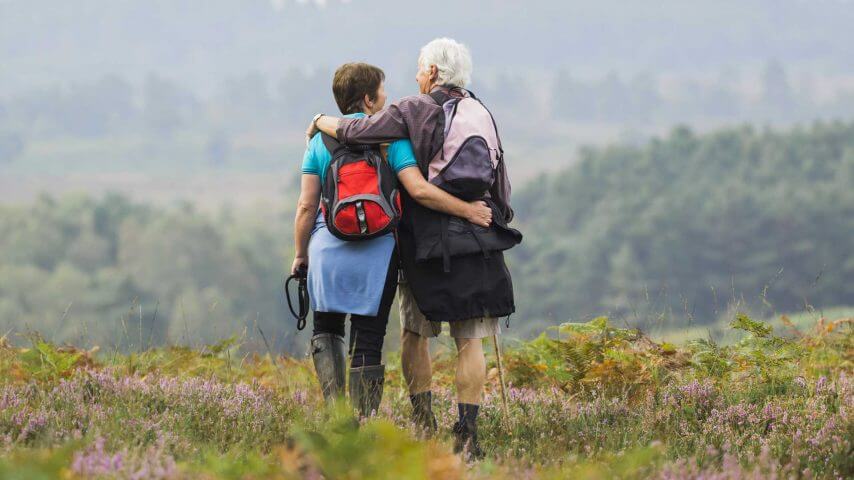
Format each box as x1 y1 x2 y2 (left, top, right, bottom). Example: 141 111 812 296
427 88 502 201
411 87 521 272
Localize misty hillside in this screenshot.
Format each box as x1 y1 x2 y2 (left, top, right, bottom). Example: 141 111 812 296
4 0 854 208
1 1 852 353
510 120 854 334
1 5 852 476
1 122 851 350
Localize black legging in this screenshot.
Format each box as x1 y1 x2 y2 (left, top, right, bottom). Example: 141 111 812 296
312 251 398 369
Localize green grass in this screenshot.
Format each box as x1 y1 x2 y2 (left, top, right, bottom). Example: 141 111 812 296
0 313 850 479
656 305 854 345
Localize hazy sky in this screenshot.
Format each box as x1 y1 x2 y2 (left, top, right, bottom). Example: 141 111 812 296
2 0 853 95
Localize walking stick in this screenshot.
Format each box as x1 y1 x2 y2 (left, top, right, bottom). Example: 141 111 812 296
492 334 510 423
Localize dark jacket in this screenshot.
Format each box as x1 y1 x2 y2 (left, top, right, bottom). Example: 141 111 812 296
336 87 517 322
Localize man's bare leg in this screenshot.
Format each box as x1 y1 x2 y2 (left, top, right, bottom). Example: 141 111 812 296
401 329 437 433
401 329 432 394
454 337 486 404
453 337 487 459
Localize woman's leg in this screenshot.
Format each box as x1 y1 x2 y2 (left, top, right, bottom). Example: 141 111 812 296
311 312 347 401
349 251 398 368
348 251 398 416
313 312 346 337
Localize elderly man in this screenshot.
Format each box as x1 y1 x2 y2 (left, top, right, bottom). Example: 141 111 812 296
306 38 516 459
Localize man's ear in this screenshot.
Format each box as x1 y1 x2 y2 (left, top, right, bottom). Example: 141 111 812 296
363 93 373 110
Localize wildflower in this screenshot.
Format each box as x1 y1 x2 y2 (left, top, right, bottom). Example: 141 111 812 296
815 376 828 394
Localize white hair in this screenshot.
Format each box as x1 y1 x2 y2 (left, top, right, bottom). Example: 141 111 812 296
418 37 472 88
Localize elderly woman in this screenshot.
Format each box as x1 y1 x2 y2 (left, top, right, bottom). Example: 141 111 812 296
307 38 516 459
293 62 492 419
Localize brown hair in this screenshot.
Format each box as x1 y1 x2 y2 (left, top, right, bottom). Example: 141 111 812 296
332 63 385 115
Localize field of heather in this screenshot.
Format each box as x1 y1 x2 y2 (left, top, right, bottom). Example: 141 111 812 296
0 315 851 479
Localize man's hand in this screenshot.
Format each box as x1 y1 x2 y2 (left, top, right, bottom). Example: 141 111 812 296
291 256 308 276
465 201 493 228
305 118 320 146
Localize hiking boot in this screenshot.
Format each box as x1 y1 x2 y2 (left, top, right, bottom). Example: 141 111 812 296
310 333 347 401
349 364 385 418
409 391 438 436
453 403 484 460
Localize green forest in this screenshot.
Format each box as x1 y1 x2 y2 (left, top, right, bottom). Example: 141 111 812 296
1 121 852 350
0 196 295 351
511 121 854 334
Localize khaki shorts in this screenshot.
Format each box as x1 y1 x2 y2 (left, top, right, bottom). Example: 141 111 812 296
398 275 500 339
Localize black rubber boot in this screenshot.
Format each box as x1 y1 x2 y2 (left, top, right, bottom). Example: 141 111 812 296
349 364 385 418
453 403 484 460
310 333 347 401
409 391 438 436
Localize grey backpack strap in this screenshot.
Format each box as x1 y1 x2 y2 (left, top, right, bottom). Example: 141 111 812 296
473 94 512 222
429 89 451 106
472 94 504 156
321 133 343 156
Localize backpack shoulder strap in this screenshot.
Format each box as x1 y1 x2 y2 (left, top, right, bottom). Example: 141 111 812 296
472 94 504 156
428 89 451 106
320 132 343 156
467 91 512 222
322 132 380 156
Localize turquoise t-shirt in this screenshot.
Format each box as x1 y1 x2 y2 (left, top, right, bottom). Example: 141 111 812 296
300 112 416 316
301 112 417 184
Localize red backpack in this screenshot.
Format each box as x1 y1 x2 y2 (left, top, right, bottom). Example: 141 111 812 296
319 133 402 241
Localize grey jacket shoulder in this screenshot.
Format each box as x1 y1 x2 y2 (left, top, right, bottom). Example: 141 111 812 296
394 93 442 115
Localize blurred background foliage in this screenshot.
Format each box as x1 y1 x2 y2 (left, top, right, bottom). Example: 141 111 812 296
1 0 853 352
0 121 851 352
511 121 854 337
0 194 295 352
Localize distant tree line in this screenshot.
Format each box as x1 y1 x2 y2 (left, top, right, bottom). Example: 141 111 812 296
0 69 336 167
0 69 334 138
549 60 845 125
2 61 854 166
510 121 854 334
0 194 296 352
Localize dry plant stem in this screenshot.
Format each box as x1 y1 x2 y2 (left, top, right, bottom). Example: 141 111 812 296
493 334 510 425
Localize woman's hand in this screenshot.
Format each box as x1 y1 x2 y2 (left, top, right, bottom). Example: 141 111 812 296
291 256 308 276
465 201 493 227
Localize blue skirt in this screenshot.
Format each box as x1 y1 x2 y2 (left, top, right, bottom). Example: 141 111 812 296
307 213 395 316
